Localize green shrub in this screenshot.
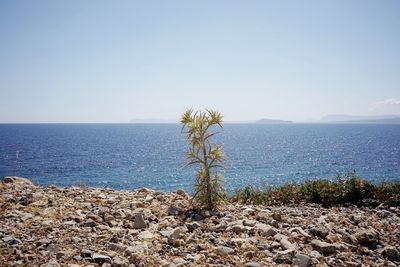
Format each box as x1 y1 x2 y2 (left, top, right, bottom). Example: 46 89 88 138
337 172 374 204
232 186 266 205
231 172 400 207
269 182 302 205
374 181 400 206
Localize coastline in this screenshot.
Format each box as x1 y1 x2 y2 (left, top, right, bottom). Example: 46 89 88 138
1 177 399 266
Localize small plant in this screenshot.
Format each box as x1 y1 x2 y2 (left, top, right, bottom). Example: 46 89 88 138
181 109 226 210
231 172 400 207
232 186 266 205
375 181 400 206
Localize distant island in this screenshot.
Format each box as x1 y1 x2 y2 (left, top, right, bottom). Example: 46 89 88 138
256 118 293 124
320 114 400 124
129 119 176 123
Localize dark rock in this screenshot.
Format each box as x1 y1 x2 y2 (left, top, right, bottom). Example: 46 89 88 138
93 254 111 264
355 230 379 249
310 225 329 239
293 253 312 267
82 219 96 227
195 244 206 252
133 213 146 229
255 223 277 237
81 249 92 258
186 221 201 232
382 246 400 261
272 212 283 222
19 193 33 206
273 249 294 264
167 206 183 216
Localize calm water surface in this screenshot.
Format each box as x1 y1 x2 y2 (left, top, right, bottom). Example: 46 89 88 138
0 123 399 192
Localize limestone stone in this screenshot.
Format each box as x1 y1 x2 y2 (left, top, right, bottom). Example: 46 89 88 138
215 246 235 256
255 223 277 237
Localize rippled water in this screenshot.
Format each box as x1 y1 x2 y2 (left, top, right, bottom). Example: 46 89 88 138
0 123 399 192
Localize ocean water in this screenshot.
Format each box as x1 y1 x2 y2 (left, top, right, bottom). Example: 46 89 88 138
0 123 399 193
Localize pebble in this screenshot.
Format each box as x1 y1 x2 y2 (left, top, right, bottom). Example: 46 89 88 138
1 176 399 267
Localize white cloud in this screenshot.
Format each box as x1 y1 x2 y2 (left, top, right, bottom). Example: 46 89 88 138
376 98 400 106
371 98 400 115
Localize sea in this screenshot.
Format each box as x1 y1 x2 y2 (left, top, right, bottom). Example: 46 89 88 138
0 123 399 193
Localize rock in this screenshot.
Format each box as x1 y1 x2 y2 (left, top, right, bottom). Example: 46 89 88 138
231 224 246 234
243 219 257 227
338 230 357 245
173 257 187 265
104 214 115 224
83 219 96 227
386 261 398 267
168 228 183 246
256 211 270 223
41 220 54 227
290 227 311 238
81 249 92 258
133 213 147 229
382 246 400 261
215 246 235 256
167 206 182 216
280 238 297 250
0 176 398 267
2 236 21 245
93 253 111 264
272 212 283 222
355 230 379 249
2 176 34 186
345 261 361 267
138 187 151 193
108 242 124 251
293 253 312 267
255 223 277 237
244 262 261 267
273 249 294 264
111 256 129 267
195 244 206 252
310 225 329 239
186 221 201 232
176 189 186 196
125 244 147 256
137 230 154 240
42 258 60 267
88 213 103 223
310 240 340 255
212 221 227 232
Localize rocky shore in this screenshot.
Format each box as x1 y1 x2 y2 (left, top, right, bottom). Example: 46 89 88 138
1 176 399 267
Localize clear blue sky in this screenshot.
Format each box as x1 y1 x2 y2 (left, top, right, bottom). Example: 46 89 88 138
1 0 399 123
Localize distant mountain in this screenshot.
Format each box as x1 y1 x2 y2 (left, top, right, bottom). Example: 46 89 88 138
320 114 400 124
129 118 177 123
343 117 400 124
256 118 293 124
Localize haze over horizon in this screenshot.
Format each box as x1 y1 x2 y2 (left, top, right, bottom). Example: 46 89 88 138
1 0 400 123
